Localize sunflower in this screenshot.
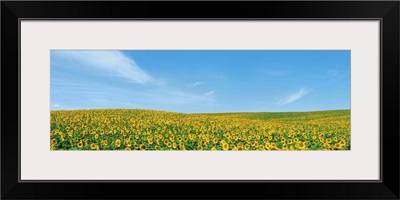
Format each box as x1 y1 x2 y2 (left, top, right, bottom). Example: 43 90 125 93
140 144 146 150
155 145 161 150
94 134 99 139
147 138 153 145
179 143 186 150
77 141 83 149
326 138 332 143
115 139 121 148
270 147 278 150
125 147 131 151
323 142 331 148
51 139 57 145
211 146 217 151
213 138 218 144
90 143 97 150
222 143 229 150
101 139 108 146
125 140 131 147
297 142 305 149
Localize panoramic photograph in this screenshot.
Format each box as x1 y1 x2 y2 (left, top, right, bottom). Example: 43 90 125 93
50 50 350 151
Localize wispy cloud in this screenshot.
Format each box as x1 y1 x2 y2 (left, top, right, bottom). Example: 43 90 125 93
203 90 215 97
276 88 311 105
88 98 144 108
328 69 338 76
261 69 286 77
163 90 216 104
268 71 285 76
51 103 65 110
52 50 155 84
51 79 85 87
187 81 205 88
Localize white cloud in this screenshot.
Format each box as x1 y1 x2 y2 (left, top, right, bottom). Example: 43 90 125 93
187 81 205 88
277 88 311 105
52 50 154 84
52 104 60 107
203 90 215 97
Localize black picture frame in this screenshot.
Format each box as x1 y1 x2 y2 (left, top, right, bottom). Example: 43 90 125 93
1 1 399 199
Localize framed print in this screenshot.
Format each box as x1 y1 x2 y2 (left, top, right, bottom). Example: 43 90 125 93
1 1 399 200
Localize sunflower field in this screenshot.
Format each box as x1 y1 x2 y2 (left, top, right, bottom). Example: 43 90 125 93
50 109 350 151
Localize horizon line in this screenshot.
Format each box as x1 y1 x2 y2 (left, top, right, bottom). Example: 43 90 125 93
50 108 351 114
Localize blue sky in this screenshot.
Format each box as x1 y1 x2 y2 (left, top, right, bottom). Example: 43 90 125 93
50 50 350 113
